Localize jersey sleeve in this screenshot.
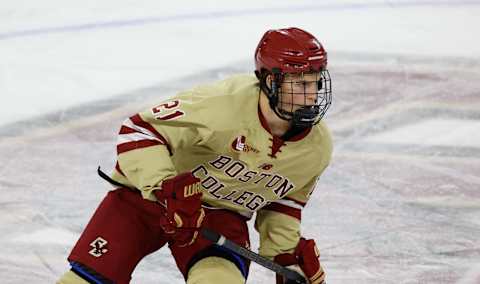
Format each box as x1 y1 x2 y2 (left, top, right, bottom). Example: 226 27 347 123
254 175 319 258
255 128 333 258
111 95 213 201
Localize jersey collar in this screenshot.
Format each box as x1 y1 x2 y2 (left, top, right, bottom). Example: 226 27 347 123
257 105 311 142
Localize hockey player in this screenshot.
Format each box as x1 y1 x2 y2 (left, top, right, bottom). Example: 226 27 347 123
57 27 332 284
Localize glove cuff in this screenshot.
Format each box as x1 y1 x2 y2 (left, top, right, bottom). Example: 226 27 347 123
274 253 298 267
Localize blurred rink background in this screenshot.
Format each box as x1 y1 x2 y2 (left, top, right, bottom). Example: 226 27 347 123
1 1 479 283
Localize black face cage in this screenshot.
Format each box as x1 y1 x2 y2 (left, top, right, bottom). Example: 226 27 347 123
264 69 332 128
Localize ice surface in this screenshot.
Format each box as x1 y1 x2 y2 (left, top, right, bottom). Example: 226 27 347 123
365 119 480 147
1 1 480 283
1 55 479 283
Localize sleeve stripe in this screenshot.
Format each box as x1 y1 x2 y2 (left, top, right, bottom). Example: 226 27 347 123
122 117 165 142
118 132 165 144
262 202 301 220
274 199 304 210
129 114 169 145
285 197 307 207
120 115 172 155
119 125 138 135
117 139 164 154
123 118 155 136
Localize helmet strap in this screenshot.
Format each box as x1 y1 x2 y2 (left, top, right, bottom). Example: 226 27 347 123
266 68 292 122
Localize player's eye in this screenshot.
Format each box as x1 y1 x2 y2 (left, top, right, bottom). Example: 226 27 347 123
295 81 315 86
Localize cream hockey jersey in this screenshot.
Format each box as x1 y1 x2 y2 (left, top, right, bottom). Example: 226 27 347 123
111 74 332 258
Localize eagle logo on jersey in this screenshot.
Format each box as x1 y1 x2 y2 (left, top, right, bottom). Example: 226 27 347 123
231 135 260 154
88 237 108 257
232 135 246 151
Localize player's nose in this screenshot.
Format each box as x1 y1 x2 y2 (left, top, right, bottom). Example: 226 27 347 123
305 93 317 104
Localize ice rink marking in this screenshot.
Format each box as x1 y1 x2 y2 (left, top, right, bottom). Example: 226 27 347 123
1 1 480 40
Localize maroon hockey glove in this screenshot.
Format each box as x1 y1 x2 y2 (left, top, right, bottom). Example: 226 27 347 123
274 238 326 284
154 172 205 247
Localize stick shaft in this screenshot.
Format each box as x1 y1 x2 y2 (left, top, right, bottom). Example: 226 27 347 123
201 228 307 284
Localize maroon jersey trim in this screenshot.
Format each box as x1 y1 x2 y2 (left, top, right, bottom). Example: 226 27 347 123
262 202 301 220
285 197 307 207
117 139 165 154
129 114 173 154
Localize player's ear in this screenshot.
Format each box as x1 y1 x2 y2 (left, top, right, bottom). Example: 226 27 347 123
266 74 273 89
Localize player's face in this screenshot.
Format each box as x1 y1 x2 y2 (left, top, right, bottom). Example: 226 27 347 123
278 72 321 112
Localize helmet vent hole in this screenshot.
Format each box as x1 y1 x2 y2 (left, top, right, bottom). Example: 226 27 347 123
285 50 302 56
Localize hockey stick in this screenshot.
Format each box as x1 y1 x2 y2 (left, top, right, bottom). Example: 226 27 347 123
201 228 307 284
96 167 308 283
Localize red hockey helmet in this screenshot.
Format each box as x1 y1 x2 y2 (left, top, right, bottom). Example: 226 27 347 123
254 27 331 128
255 27 327 74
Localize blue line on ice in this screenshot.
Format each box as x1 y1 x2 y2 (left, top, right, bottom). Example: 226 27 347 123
1 0 480 40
